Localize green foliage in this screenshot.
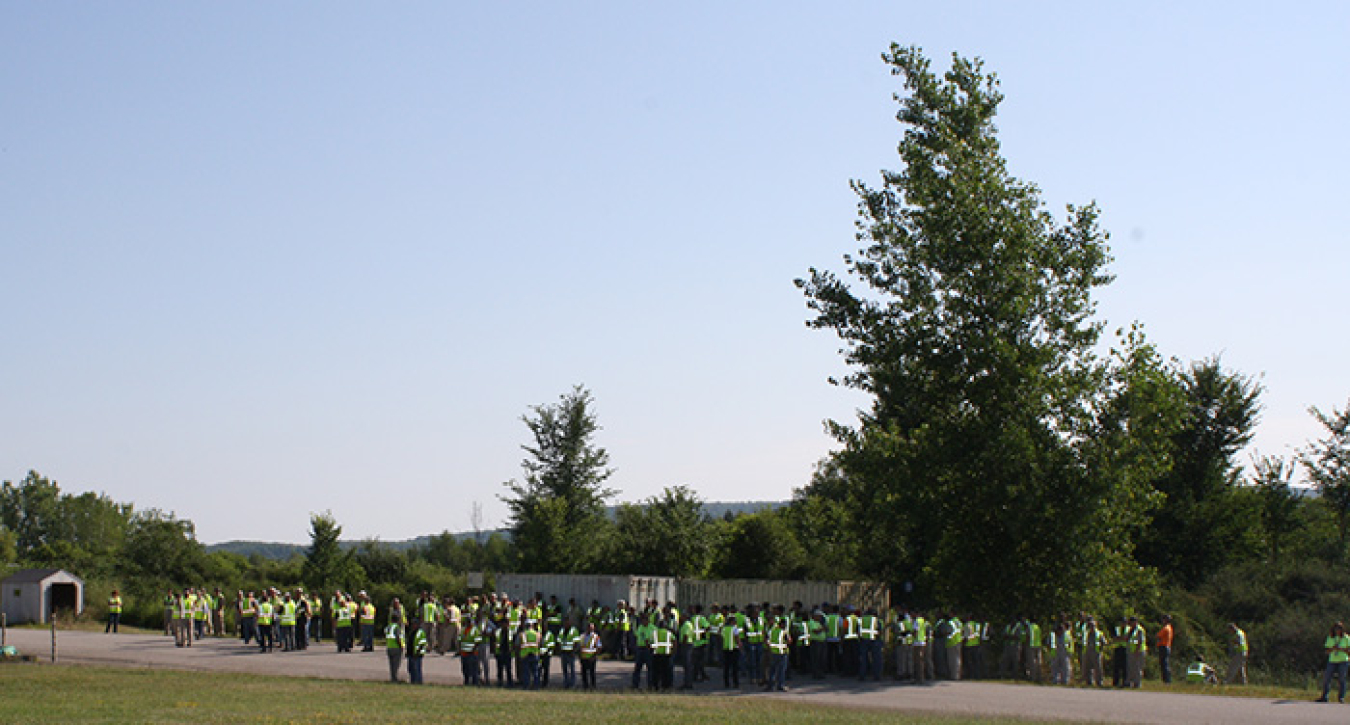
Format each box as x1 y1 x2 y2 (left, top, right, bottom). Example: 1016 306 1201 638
1135 359 1264 584
604 485 717 578
0 470 131 576
302 511 366 590
796 46 1141 617
1300 399 1350 558
501 385 616 573
119 509 206 583
782 459 860 581
712 510 806 580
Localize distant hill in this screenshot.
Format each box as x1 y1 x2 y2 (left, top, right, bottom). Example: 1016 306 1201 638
206 500 785 559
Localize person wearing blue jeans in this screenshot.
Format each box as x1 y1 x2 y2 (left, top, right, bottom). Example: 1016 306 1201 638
1318 622 1350 703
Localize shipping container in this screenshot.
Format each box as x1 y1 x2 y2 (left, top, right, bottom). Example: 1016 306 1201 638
493 574 677 610
677 578 889 612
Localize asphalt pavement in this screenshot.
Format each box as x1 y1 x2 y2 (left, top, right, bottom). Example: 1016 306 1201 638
3 628 1343 724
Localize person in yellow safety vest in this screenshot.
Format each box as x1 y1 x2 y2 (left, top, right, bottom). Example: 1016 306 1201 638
911 613 930 683
767 605 791 691
459 618 482 686
1024 616 1043 682
650 619 676 692
1226 623 1248 685
943 613 963 681
824 605 843 674
963 617 985 680
358 593 377 652
385 620 404 683
721 606 742 689
841 606 860 678
691 604 710 683
256 595 274 653
539 625 557 688
407 617 428 685
193 589 211 641
212 587 227 638
579 622 603 690
334 594 354 653
239 591 257 645
1048 621 1075 685
892 608 913 682
1110 617 1128 687
1081 618 1106 687
105 590 123 634
631 610 656 689
858 607 882 681
183 588 200 644
517 621 542 690
444 596 461 655
679 614 698 690
1125 616 1147 688
558 620 580 689
419 592 440 652
279 592 297 651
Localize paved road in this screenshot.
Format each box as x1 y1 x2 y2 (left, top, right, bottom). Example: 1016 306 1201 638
4 629 1344 724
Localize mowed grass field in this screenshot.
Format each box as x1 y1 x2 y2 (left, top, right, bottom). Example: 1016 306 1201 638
0 663 1066 725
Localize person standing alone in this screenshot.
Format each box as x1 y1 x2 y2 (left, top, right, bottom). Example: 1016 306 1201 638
1155 615 1174 684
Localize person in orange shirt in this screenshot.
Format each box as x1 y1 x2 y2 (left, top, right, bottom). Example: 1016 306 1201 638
1156 614 1174 684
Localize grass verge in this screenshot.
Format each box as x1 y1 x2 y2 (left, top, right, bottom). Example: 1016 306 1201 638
0 663 1067 725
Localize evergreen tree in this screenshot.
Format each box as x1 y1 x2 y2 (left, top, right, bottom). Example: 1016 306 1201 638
501 385 615 573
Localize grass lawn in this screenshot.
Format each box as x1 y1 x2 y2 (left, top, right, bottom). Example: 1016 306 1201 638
0 663 1067 725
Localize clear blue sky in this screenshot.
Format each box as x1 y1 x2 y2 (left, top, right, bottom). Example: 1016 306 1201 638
3 2 1346 544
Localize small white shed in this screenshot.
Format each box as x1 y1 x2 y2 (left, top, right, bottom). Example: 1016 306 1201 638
1 568 85 624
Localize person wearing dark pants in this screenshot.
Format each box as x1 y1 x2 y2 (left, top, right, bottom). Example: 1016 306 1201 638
385 622 404 682
105 590 122 634
722 617 742 688
1156 614 1174 684
579 624 602 690
406 619 427 685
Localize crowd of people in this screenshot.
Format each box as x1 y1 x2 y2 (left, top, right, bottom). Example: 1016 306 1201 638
123 588 1348 701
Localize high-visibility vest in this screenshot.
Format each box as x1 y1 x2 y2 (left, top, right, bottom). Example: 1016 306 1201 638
257 602 273 626
843 614 859 640
1127 625 1147 653
423 601 439 623
459 626 480 654
108 596 122 613
913 617 929 646
768 625 789 655
1231 628 1247 655
680 620 695 646
965 622 982 647
559 627 579 653
721 623 739 651
336 604 353 627
411 629 428 657
242 599 256 617
580 633 601 659
946 619 962 645
541 631 556 656
360 604 376 626
279 601 296 626
825 614 841 640
519 629 540 657
546 606 562 627
693 615 709 647
1186 662 1211 683
1027 622 1042 649
746 616 764 644
809 619 825 643
651 627 674 656
859 615 879 641
386 623 404 650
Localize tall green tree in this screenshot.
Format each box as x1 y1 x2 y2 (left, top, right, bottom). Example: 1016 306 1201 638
1135 358 1264 584
501 385 615 573
1301 399 1350 559
796 45 1144 616
301 511 364 590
